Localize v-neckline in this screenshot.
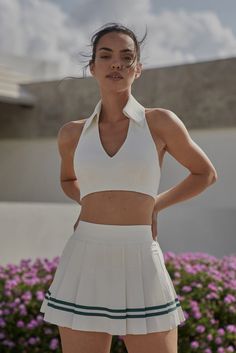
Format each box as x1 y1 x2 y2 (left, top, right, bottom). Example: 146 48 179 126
96 115 131 159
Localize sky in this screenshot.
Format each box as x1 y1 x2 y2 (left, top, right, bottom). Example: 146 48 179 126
0 0 236 78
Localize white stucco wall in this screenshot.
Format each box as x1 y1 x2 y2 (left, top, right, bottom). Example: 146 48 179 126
0 128 235 265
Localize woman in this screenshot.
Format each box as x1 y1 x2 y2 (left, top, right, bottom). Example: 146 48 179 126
40 23 218 353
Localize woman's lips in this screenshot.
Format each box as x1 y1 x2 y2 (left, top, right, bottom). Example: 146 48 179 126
107 76 123 80
107 72 123 79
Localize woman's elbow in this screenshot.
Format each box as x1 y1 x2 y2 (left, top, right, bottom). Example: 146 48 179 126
208 168 218 185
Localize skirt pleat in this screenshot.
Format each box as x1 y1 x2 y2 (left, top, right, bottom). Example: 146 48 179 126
40 221 186 335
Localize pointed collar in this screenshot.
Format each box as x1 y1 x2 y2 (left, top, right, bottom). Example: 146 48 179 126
82 94 146 133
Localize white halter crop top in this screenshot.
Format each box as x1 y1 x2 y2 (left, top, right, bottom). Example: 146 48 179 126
74 94 161 202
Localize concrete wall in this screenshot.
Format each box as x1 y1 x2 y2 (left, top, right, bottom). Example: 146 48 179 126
0 128 235 265
0 57 236 139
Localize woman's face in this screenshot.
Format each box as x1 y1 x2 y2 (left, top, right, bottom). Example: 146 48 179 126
89 31 142 92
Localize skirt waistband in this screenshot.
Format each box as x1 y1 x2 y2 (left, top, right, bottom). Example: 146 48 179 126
73 220 154 244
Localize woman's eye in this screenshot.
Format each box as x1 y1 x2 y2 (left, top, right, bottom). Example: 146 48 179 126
100 56 132 60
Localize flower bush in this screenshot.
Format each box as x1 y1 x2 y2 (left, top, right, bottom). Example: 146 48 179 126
164 251 236 353
0 252 235 353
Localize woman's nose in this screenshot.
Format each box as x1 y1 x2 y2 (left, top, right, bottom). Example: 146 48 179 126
111 62 122 69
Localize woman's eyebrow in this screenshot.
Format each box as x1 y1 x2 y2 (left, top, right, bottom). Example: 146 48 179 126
98 47 134 53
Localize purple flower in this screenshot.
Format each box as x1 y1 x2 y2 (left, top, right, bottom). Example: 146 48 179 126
2 309 10 315
191 341 199 349
28 337 37 345
190 300 198 307
196 325 205 333
19 308 27 316
0 318 6 327
49 338 59 350
182 286 192 293
36 314 44 322
5 279 18 290
4 290 11 296
226 325 236 333
217 328 225 336
19 304 26 310
206 292 219 300
217 348 225 353
22 291 32 302
193 312 202 319
27 319 38 329
215 337 223 344
183 310 189 319
224 294 236 304
36 290 45 301
17 320 25 328
207 333 213 341
229 306 236 313
208 283 218 291
44 328 53 335
204 349 212 353
2 340 15 347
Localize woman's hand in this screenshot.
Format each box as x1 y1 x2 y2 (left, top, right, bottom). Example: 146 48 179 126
151 210 159 241
73 214 81 232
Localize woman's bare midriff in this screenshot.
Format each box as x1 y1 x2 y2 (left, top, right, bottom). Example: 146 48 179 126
79 191 156 225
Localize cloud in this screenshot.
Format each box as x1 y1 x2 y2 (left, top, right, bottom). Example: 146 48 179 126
144 9 236 67
0 0 87 77
0 0 236 78
66 0 151 25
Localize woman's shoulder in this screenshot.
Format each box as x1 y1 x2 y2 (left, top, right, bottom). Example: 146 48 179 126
145 107 186 133
145 107 189 152
57 119 87 151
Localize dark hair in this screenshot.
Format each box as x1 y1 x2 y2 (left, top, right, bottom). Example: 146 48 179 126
81 22 147 77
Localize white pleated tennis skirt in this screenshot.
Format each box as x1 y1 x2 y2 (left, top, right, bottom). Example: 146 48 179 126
40 220 186 335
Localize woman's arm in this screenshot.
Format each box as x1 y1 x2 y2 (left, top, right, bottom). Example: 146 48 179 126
57 121 82 205
153 109 218 213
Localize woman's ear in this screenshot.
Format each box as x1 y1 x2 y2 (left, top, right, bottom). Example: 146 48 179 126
135 62 142 79
89 62 94 76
